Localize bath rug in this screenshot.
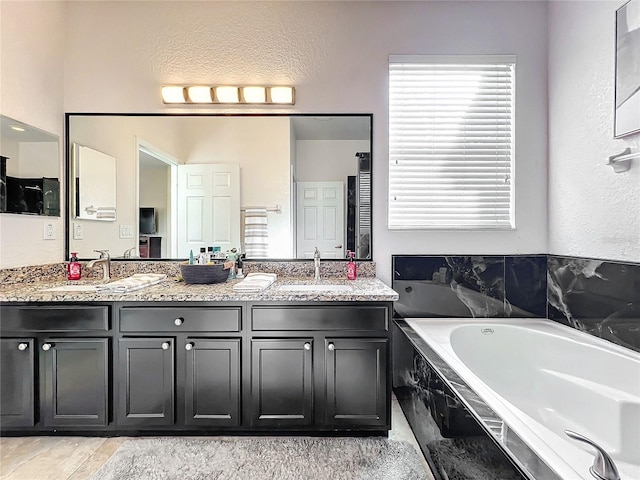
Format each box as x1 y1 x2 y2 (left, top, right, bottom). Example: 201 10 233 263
91 436 428 480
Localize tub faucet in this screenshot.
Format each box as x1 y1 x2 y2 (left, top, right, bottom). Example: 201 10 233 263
86 249 111 281
313 247 321 281
565 430 620 480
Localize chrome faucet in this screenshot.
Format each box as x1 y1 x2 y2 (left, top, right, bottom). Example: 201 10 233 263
86 249 111 281
313 247 321 281
565 430 620 480
123 247 137 259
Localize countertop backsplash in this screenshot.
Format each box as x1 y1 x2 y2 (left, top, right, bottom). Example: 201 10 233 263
0 260 376 285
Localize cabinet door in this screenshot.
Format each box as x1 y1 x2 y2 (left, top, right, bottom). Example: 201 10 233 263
0 338 35 427
325 338 388 428
184 338 240 426
251 338 313 427
118 338 174 427
42 338 109 427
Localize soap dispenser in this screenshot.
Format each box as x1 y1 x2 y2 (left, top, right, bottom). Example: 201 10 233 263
347 250 357 280
67 252 82 280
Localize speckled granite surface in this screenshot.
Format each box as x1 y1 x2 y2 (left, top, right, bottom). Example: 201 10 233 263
0 260 376 284
0 277 397 303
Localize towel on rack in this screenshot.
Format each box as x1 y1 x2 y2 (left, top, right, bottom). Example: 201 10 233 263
232 273 277 292
244 207 269 258
96 206 116 220
96 273 166 293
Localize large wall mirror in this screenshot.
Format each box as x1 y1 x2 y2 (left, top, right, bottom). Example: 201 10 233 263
65 114 372 261
1 115 60 216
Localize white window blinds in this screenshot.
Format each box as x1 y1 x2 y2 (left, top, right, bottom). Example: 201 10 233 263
388 55 515 229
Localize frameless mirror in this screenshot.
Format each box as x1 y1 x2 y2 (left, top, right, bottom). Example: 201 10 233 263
65 114 372 261
1 115 60 216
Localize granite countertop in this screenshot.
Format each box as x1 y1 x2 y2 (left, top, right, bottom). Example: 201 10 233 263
0 276 399 303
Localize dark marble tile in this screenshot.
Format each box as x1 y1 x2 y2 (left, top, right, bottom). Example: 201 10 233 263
392 256 506 318
504 256 547 318
393 322 527 480
547 256 640 351
393 320 560 480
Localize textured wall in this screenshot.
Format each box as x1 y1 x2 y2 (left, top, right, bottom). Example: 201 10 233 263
548 1 640 263
0 1 66 268
61 1 549 284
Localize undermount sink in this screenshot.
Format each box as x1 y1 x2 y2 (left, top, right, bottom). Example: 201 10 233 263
278 284 353 293
42 284 99 292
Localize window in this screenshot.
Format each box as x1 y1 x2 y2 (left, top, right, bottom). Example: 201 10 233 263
388 55 515 229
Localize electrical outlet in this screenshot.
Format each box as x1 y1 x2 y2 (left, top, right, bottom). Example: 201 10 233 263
119 224 133 239
43 222 55 240
73 222 84 240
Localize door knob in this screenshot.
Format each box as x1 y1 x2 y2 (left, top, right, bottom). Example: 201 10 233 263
185 343 194 351
327 343 335 351
174 317 183 326
161 342 170 350
42 343 52 351
304 342 312 351
335 245 342 249
17 343 28 351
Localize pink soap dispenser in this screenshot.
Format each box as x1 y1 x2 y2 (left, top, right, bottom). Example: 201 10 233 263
347 250 357 280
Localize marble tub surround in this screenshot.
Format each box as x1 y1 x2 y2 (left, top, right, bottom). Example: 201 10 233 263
393 255 547 318
0 260 375 285
393 320 532 480
547 255 640 351
0 276 397 303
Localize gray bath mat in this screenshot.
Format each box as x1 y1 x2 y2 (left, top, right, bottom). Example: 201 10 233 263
91 436 428 480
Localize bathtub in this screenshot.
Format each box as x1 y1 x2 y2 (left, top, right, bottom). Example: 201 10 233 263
402 317 640 480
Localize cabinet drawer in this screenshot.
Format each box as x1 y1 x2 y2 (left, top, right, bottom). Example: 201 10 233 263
120 307 241 332
0 305 110 332
251 306 388 331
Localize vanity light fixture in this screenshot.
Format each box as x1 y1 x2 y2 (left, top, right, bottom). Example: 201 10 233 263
161 85 295 105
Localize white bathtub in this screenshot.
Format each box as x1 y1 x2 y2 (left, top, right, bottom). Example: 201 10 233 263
405 317 640 480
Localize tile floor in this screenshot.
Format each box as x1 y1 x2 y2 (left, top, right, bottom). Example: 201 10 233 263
0 397 434 480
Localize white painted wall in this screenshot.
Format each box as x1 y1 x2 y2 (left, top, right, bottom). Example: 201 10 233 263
0 0 65 268
3 1 549 280
61 1 549 284
295 140 365 182
548 1 640 263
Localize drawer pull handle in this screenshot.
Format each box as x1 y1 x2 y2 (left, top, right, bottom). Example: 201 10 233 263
17 343 28 351
161 342 170 350
327 343 335 351
304 342 311 351
185 343 194 351
174 318 184 326
42 343 52 351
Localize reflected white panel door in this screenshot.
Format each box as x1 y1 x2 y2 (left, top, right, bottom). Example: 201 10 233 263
177 164 240 258
296 182 344 259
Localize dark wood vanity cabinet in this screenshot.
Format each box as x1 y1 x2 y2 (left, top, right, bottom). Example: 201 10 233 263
0 304 112 431
117 337 175 427
116 304 242 429
250 338 315 427
42 337 109 427
1 300 392 434
0 338 36 427
324 337 388 428
248 303 391 431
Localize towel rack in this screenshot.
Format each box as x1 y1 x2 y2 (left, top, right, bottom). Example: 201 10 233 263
607 147 639 173
241 205 282 214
